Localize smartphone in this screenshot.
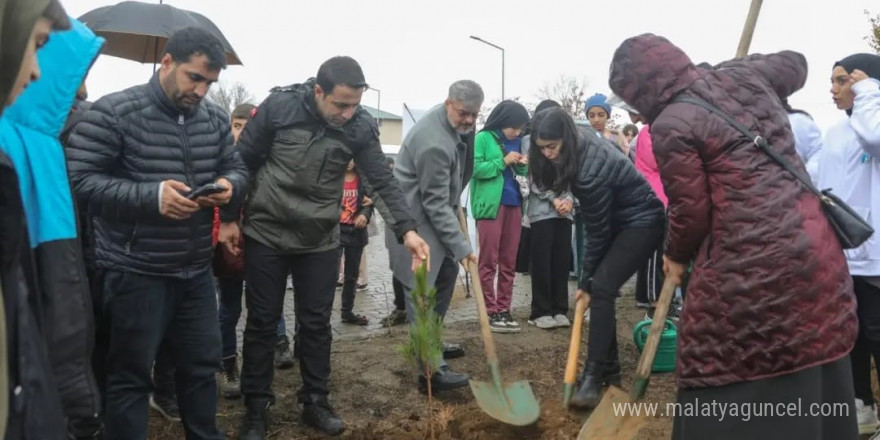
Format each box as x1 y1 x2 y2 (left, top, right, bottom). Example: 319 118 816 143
187 183 228 200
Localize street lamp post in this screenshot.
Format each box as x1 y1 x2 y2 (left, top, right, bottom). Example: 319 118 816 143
469 35 504 100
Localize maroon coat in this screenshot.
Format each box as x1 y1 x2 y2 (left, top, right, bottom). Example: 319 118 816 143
610 34 857 389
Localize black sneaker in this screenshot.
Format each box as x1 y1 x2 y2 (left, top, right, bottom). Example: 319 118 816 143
442 342 465 359
149 393 181 422
645 303 681 322
668 303 682 321
341 311 369 326
221 355 241 399
302 395 344 436
500 311 521 332
274 335 295 370
489 313 513 334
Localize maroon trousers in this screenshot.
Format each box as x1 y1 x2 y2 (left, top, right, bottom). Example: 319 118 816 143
476 205 522 314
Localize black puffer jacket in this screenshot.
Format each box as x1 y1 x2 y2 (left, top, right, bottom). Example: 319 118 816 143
67 75 248 277
572 126 665 289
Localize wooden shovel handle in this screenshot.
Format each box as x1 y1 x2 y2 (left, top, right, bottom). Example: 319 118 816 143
456 208 498 364
634 277 678 380
564 295 590 385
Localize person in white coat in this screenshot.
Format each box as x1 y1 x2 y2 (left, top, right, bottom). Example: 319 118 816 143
784 102 823 184
818 53 880 438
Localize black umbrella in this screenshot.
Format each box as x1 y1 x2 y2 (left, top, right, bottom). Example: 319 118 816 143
78 1 242 65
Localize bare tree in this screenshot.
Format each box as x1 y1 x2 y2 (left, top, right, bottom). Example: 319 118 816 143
867 10 880 54
536 75 589 119
207 81 255 115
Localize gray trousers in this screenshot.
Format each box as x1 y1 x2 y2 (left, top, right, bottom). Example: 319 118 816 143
402 256 459 370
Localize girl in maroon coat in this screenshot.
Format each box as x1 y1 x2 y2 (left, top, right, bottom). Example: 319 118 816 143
610 33 858 439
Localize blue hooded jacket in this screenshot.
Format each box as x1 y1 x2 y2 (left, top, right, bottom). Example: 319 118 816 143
0 17 104 427
0 18 103 247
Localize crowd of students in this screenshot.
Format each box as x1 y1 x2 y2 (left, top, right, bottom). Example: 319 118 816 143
2 1 880 439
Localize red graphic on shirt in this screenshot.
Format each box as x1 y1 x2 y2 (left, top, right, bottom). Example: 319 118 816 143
340 178 359 224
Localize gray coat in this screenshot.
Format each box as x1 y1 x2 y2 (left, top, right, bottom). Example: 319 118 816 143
521 135 575 224
386 104 473 289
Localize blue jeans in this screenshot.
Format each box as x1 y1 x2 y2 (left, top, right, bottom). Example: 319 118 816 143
217 276 288 359
103 268 221 440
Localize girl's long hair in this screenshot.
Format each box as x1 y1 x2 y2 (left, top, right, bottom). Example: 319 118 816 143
528 108 580 194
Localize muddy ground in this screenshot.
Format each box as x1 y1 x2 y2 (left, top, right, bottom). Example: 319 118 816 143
148 286 683 440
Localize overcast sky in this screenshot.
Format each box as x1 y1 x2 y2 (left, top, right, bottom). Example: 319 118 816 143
64 0 878 132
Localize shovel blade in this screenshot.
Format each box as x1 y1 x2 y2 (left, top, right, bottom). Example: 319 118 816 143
470 379 540 426
579 386 649 440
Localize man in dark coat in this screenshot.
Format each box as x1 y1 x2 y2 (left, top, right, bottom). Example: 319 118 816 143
233 56 428 439
66 27 248 440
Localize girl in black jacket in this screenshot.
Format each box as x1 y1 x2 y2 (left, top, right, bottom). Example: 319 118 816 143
529 108 665 409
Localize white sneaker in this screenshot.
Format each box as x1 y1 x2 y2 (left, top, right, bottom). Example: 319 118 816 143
554 314 571 328
529 316 557 329
857 398 880 435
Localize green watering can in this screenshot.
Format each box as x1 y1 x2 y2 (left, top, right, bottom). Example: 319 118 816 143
633 319 677 373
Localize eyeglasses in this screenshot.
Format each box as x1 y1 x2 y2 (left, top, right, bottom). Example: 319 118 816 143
450 104 479 120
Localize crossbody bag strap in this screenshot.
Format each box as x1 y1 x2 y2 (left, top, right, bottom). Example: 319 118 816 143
671 95 824 199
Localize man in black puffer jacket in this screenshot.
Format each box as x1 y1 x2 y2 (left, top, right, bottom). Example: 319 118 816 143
66 27 247 440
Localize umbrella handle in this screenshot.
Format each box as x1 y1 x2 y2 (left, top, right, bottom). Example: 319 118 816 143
564 295 590 386
456 208 498 364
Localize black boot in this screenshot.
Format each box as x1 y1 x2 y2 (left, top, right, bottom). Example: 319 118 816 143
237 398 270 440
418 365 470 393
569 361 605 409
605 343 622 387
302 395 344 436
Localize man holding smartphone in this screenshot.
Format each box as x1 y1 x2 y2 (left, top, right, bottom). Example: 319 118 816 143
67 28 247 439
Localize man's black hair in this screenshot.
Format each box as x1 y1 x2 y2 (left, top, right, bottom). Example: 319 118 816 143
163 27 227 70
316 56 368 95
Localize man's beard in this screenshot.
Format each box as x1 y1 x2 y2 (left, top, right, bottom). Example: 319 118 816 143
161 73 200 111
455 124 474 134
174 93 202 111
448 115 475 134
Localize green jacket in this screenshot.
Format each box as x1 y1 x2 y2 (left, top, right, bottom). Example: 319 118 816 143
469 130 527 220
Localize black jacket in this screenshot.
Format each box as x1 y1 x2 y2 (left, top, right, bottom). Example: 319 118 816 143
0 153 69 439
237 79 416 253
572 127 665 289
66 75 248 277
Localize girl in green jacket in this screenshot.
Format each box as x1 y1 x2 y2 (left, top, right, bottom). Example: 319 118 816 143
469 100 529 333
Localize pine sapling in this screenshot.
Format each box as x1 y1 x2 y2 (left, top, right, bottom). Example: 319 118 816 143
398 260 443 440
